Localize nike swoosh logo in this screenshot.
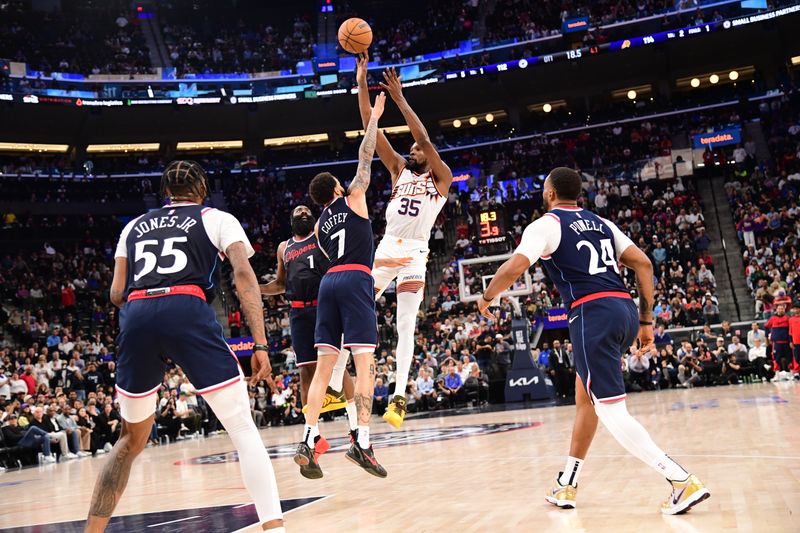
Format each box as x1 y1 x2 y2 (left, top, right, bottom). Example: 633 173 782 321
672 486 687 505
569 316 579 324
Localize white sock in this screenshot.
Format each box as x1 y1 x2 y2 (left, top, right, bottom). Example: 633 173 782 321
203 380 283 524
593 398 689 482
357 425 370 448
345 401 358 431
558 456 584 486
303 424 319 447
394 289 424 397
329 348 350 391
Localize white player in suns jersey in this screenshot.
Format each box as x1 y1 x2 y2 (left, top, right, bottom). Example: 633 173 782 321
336 53 453 428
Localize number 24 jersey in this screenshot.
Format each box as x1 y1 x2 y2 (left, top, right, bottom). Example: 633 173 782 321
514 207 634 308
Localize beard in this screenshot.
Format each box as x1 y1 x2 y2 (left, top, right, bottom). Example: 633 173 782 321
291 215 314 237
406 157 426 174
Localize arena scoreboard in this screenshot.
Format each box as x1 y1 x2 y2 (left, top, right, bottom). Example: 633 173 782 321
476 207 507 252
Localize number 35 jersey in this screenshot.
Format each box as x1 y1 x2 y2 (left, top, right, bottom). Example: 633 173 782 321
115 203 254 303
514 207 634 309
385 166 446 241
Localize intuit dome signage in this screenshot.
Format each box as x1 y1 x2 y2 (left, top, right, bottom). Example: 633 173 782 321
692 127 742 149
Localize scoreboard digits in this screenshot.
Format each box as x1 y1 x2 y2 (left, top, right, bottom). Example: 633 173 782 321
476 207 507 252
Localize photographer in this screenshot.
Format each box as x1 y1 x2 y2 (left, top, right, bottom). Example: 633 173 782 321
156 395 181 442
282 392 303 426
719 353 742 385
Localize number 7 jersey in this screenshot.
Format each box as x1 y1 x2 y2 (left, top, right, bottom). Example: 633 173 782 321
115 203 254 303
516 207 634 308
385 166 446 241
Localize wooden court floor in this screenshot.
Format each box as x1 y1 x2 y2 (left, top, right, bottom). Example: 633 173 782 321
1 382 799 533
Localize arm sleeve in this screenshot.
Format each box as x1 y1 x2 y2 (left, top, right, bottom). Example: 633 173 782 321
202 209 255 258
114 216 143 259
513 215 562 266
601 217 635 260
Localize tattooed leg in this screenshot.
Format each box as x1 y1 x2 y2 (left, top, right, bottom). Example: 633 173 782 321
352 353 376 424
85 416 152 533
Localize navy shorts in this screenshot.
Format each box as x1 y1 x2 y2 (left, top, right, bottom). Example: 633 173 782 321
116 295 241 398
315 270 377 351
290 307 318 366
568 296 638 403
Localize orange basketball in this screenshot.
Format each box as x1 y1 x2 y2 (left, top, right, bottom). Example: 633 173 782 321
338 18 372 54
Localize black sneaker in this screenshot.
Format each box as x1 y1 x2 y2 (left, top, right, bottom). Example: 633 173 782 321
349 429 358 445
294 438 327 480
346 441 387 478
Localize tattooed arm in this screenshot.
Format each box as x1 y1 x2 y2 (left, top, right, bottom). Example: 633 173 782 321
227 241 272 386
620 245 655 353
347 92 386 219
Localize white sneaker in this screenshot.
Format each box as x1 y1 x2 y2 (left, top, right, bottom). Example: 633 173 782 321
103 442 113 453
77 451 91 458
64 452 78 460
42 455 57 464
94 449 106 455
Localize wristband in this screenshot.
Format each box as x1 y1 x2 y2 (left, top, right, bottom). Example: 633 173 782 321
253 343 269 352
482 293 494 303
639 321 653 326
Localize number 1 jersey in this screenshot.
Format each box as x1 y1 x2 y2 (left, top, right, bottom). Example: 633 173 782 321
115 203 254 303
515 207 634 308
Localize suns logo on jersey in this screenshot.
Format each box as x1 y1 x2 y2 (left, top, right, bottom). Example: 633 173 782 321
390 177 440 201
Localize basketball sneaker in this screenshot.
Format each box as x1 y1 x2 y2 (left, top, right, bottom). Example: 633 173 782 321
345 441 387 478
660 474 710 515
545 473 577 509
348 429 358 445
382 395 407 428
301 387 347 414
293 436 330 480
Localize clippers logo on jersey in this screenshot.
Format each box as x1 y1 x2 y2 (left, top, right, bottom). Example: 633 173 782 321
285 241 318 263
284 235 328 302
177 422 540 464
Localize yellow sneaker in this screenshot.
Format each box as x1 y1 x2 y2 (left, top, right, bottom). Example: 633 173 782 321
660 474 710 515
545 475 577 509
382 395 407 428
301 387 347 414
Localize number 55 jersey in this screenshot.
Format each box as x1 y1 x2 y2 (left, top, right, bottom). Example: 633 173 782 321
116 202 253 303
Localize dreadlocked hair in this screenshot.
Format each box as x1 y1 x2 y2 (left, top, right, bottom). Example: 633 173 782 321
160 160 208 202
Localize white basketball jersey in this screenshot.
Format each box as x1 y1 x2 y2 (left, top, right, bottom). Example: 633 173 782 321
385 167 447 241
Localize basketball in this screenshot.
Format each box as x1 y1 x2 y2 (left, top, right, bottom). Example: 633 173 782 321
338 17 372 54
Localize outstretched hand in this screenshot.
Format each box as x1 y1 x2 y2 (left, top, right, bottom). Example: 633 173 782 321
372 91 386 119
356 51 369 84
379 67 403 101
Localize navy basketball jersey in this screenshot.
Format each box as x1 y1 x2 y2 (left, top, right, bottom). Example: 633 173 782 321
122 204 221 302
540 208 628 308
284 234 328 301
317 197 374 268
